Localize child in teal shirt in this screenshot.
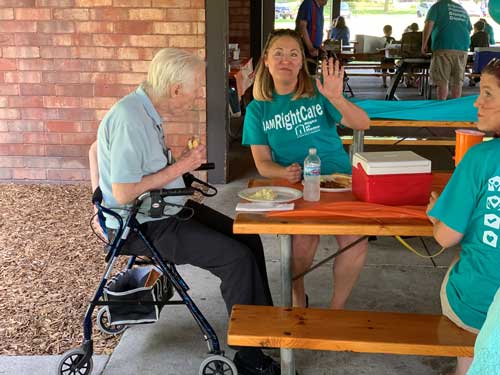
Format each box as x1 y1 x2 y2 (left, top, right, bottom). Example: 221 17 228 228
427 58 500 375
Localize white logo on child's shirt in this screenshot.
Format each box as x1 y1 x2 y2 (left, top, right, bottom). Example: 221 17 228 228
488 176 500 192
483 230 499 248
484 214 500 230
486 196 500 210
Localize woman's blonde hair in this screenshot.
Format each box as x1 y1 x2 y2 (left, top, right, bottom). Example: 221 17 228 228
253 29 314 101
143 48 204 102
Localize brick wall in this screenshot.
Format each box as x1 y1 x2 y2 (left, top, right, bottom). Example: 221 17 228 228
228 0 250 59
0 0 206 182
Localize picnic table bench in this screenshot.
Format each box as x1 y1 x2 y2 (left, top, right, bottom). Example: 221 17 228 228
229 305 476 357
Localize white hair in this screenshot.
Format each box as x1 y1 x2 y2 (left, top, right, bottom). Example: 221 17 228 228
143 48 204 101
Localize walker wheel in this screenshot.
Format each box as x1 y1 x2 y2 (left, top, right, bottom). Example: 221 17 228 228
96 307 127 335
57 348 93 375
199 355 237 375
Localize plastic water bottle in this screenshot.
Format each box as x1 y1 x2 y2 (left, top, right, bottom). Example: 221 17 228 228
303 148 321 202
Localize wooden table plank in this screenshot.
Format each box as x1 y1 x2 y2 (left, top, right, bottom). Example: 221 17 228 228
228 305 476 357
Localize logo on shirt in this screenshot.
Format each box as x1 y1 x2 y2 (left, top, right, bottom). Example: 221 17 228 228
486 196 500 210
488 176 500 192
448 3 468 22
483 175 500 249
484 214 500 230
262 104 323 139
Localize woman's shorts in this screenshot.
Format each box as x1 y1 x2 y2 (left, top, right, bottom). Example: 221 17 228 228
440 256 480 334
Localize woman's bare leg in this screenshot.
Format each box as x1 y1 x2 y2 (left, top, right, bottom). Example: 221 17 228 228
330 235 369 309
452 357 473 375
292 234 320 307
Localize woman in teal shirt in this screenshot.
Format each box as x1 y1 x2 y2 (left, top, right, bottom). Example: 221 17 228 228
427 58 500 375
243 29 370 309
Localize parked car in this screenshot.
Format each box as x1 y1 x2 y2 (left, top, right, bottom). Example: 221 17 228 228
459 1 483 17
416 1 434 17
275 3 294 19
340 2 351 20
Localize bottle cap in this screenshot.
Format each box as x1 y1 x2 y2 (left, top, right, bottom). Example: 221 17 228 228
309 148 317 155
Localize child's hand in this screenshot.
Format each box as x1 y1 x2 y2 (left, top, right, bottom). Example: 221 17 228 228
426 191 439 224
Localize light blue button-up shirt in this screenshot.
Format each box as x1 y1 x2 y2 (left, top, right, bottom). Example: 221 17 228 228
97 86 186 229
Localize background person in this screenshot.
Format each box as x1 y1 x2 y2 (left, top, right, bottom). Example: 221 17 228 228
426 57 500 375
295 0 328 59
470 20 490 52
479 18 495 45
93 47 280 375
328 16 350 49
381 24 396 88
242 29 370 309
421 0 472 100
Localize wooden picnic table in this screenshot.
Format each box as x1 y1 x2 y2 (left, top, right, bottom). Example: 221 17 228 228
233 173 451 375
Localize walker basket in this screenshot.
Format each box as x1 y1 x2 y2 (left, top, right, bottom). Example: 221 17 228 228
103 266 173 325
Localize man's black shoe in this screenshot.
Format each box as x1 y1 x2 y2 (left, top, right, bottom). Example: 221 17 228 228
233 351 280 375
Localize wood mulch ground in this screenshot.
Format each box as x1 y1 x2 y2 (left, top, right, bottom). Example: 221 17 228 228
0 183 125 356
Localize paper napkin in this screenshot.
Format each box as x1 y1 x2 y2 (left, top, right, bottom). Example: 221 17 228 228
235 202 295 212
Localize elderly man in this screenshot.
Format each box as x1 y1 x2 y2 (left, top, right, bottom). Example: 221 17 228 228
421 0 472 100
295 0 328 59
92 48 279 375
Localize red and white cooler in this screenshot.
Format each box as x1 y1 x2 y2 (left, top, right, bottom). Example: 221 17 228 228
352 151 432 206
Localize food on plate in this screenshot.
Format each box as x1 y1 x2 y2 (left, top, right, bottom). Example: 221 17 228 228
187 138 199 150
247 188 277 201
320 173 352 189
320 180 346 189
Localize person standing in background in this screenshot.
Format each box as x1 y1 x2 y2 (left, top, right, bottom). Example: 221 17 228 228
421 0 472 100
380 24 396 88
295 0 328 59
480 18 495 45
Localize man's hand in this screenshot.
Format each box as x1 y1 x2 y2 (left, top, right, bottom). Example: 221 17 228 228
316 57 344 102
177 144 206 173
309 47 319 57
421 44 427 55
283 163 302 184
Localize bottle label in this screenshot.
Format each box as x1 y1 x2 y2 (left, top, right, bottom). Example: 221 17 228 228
304 164 320 177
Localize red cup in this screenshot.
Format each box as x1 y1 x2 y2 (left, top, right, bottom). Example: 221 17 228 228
455 129 485 166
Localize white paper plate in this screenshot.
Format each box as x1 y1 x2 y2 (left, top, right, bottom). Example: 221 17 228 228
302 175 352 192
238 186 303 203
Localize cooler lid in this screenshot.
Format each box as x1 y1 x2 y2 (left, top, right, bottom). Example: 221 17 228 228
352 151 431 175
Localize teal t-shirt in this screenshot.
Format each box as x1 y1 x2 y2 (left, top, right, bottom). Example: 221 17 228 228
429 138 500 329
242 91 351 174
426 0 472 51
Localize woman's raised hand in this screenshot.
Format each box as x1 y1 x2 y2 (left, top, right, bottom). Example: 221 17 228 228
316 57 344 101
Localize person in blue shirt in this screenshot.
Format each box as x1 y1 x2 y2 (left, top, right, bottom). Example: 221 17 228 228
243 28 370 309
295 0 327 59
427 58 500 375
328 16 350 48
91 47 281 375
421 0 472 100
